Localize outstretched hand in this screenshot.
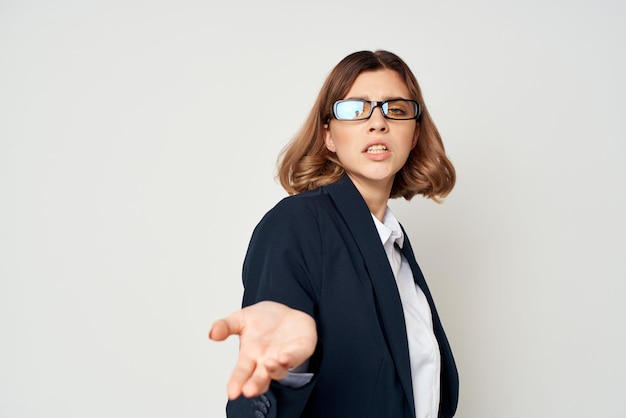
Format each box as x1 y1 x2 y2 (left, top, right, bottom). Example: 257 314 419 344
209 301 317 399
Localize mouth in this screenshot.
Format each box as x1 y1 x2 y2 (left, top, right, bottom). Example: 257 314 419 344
366 144 389 154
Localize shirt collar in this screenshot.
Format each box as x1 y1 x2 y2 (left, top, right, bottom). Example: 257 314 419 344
371 206 404 249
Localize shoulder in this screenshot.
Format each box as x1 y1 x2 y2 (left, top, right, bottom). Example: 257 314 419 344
258 187 334 226
246 187 343 251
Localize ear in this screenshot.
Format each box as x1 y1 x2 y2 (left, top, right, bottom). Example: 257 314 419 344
411 123 420 149
324 124 336 152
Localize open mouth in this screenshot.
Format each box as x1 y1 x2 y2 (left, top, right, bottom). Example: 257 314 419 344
366 144 388 154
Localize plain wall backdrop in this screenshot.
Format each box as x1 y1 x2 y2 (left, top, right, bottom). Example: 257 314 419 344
1 0 624 417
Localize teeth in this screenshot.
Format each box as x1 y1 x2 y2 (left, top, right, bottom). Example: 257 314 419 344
367 145 388 153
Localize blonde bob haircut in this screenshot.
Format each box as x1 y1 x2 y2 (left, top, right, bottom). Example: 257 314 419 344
277 50 455 201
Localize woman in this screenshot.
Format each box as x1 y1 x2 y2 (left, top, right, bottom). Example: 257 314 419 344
210 50 459 418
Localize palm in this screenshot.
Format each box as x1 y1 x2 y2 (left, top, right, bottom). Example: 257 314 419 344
210 301 317 399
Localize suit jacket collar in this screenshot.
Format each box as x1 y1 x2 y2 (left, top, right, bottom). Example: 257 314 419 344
323 175 416 416
400 227 460 417
399 230 436 315
399 230 450 350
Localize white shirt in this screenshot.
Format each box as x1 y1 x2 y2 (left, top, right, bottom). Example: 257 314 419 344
372 208 441 418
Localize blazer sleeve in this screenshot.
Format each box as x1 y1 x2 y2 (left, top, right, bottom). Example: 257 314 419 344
241 197 322 318
227 198 323 417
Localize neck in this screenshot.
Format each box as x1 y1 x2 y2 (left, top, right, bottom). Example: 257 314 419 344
347 174 392 222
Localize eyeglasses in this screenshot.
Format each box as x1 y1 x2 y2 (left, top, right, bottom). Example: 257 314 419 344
332 99 421 121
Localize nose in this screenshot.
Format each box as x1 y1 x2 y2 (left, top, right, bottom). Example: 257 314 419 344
367 106 388 132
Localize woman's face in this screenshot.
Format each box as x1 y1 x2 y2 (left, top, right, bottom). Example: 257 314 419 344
324 69 419 196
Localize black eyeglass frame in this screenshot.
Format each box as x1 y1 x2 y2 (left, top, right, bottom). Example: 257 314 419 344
331 99 421 121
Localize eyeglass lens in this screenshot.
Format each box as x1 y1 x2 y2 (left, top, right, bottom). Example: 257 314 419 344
334 100 418 120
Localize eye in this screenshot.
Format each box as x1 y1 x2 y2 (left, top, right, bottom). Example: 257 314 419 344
388 106 407 116
387 101 409 115
385 100 415 118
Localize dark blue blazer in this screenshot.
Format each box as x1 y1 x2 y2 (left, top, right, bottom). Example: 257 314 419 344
227 175 459 418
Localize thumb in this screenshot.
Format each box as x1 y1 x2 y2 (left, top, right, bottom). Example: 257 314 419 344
209 311 245 341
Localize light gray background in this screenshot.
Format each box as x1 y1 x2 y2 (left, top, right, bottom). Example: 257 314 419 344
1 1 624 417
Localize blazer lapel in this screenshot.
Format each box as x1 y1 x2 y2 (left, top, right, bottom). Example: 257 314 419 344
400 229 460 416
399 231 443 331
398 233 434 307
325 176 415 414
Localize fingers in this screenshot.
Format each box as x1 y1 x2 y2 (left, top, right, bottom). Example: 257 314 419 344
208 319 230 341
241 368 271 398
208 312 244 341
227 355 275 400
263 357 289 381
225 346 294 399
227 354 255 399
